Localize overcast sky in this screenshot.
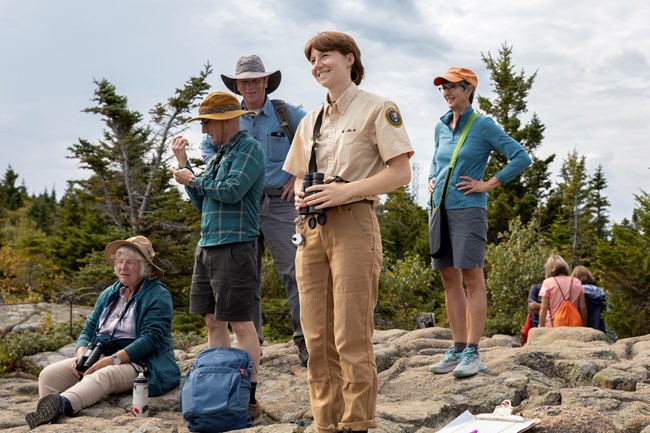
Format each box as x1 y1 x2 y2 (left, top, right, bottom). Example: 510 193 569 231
1 0 648 224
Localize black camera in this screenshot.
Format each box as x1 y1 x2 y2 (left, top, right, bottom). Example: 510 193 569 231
300 172 325 216
75 341 107 373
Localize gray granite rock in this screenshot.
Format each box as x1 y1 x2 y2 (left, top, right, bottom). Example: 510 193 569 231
2 305 650 432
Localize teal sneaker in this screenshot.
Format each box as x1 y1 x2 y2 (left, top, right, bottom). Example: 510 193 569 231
429 347 462 374
452 347 487 378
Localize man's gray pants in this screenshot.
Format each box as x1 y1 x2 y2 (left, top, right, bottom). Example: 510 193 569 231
254 195 303 345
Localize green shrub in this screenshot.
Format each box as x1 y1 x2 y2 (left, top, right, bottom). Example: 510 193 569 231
377 254 440 330
172 331 207 351
0 314 84 376
172 310 206 334
485 217 552 336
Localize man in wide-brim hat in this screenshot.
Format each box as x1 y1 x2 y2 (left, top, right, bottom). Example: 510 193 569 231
201 55 309 369
170 91 266 419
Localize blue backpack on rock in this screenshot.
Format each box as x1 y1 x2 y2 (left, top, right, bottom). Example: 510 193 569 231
180 347 253 433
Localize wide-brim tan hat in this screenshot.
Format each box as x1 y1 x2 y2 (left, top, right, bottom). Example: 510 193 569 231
186 91 254 123
221 54 282 95
105 235 164 279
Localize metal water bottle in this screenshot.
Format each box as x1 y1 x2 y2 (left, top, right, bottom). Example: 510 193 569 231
132 372 149 417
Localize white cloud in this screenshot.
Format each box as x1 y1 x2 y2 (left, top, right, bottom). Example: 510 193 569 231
1 0 648 223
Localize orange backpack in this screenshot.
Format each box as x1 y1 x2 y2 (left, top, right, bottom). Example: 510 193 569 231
552 277 583 327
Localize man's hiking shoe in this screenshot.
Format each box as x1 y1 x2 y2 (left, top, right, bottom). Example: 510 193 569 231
429 347 462 374
25 394 63 429
296 339 309 368
452 347 487 378
248 402 261 421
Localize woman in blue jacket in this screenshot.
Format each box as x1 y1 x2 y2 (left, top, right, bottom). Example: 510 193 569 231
26 236 179 429
427 67 531 378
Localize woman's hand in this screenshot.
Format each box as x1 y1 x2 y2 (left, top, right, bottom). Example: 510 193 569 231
427 179 435 195
456 175 501 195
304 176 353 209
294 189 308 212
69 360 82 379
83 355 112 376
69 346 86 378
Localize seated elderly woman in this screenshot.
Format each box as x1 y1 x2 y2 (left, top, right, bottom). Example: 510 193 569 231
25 236 180 429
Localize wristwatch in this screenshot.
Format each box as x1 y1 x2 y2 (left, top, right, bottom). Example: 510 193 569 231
111 353 122 365
188 175 197 187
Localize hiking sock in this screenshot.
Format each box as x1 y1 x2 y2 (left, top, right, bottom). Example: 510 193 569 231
453 342 467 353
249 382 257 405
61 396 74 416
467 343 479 354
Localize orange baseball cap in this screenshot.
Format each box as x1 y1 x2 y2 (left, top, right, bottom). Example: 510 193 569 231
433 67 478 88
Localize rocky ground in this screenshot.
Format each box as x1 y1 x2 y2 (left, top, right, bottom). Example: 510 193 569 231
2 303 650 432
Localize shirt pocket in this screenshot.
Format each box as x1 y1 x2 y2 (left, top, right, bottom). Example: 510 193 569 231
341 131 375 162
266 133 291 163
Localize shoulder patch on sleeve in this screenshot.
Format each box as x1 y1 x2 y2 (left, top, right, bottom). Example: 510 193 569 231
385 107 403 128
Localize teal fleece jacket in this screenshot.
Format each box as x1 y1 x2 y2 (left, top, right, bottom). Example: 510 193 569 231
76 279 180 396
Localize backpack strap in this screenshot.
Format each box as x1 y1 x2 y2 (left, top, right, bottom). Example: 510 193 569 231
271 99 295 143
553 276 571 301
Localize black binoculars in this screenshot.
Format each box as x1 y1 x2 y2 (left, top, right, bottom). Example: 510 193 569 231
75 341 107 373
300 172 327 228
300 172 325 216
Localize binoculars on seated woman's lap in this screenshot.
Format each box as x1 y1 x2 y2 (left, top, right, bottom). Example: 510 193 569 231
75 341 113 372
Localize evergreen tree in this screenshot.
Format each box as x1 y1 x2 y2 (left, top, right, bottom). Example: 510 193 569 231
27 189 58 235
594 191 650 338
0 166 28 215
589 164 610 241
66 64 211 233
556 149 592 266
478 43 553 242
52 185 115 274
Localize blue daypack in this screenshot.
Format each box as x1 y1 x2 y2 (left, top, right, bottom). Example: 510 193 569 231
180 347 253 433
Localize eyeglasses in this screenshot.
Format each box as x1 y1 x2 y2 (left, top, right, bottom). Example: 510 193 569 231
200 119 211 127
438 83 466 93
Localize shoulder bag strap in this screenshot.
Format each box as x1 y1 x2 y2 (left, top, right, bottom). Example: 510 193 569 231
431 111 479 209
308 106 325 174
272 99 295 143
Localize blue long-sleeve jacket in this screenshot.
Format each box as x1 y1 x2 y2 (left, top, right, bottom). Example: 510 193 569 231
428 106 531 209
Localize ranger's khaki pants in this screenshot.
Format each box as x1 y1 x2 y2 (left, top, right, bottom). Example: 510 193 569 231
296 201 381 433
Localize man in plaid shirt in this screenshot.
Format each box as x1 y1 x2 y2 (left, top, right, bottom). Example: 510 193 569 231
170 91 266 419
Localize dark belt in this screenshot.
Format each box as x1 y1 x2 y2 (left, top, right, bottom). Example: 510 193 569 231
264 188 284 198
322 199 374 212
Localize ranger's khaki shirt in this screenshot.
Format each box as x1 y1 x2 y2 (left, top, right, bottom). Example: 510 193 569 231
283 83 413 205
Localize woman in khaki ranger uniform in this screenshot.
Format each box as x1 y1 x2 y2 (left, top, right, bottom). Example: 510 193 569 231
283 31 413 433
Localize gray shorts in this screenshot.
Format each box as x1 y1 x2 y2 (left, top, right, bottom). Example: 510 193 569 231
431 207 487 270
189 241 258 322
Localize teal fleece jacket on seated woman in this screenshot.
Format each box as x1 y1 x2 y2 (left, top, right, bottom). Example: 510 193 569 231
428 106 532 210
75 278 180 396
